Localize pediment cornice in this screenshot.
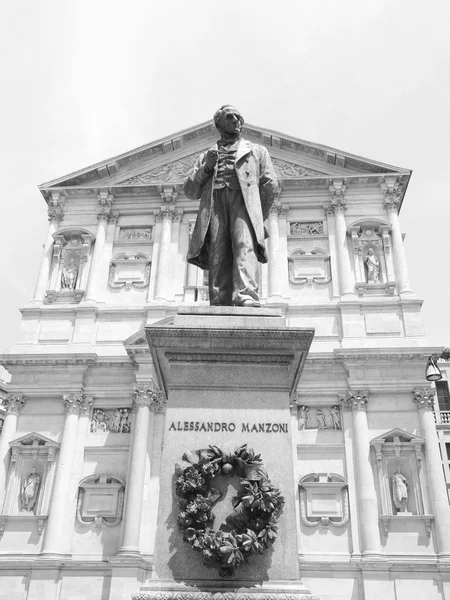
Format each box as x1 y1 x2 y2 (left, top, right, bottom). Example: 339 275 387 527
39 120 411 196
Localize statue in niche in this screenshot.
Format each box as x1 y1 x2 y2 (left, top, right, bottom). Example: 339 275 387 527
184 105 278 308
20 467 41 514
330 406 341 430
392 469 409 512
61 257 79 290
364 248 380 283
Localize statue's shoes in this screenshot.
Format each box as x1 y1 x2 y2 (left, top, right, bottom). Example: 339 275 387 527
240 299 261 308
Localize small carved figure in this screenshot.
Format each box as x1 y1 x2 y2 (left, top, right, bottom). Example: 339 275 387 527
392 469 409 512
331 406 341 430
20 467 41 514
298 405 307 430
112 409 122 432
120 409 130 433
61 257 78 290
365 248 380 283
316 409 327 429
304 406 313 429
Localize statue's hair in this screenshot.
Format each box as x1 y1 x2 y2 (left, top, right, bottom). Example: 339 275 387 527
213 105 244 130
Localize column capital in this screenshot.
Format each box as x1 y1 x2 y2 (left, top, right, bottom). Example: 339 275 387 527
381 177 402 212
339 390 369 411
1 393 26 415
327 179 347 212
132 383 167 413
62 393 87 415
97 190 114 221
412 388 435 411
110 211 120 225
47 192 65 223
79 396 93 416
269 201 289 217
154 206 177 222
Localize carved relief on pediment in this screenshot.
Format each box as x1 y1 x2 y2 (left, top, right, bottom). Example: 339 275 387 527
120 155 325 185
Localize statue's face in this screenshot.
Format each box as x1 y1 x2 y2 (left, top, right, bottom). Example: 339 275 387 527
218 106 243 136
368 249 373 256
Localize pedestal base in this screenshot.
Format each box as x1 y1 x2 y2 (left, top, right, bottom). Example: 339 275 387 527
133 580 318 600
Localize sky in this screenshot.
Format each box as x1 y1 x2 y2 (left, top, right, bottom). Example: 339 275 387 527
0 0 449 353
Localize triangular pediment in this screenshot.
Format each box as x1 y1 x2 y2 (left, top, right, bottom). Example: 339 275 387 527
10 432 59 448
39 120 410 192
370 428 424 444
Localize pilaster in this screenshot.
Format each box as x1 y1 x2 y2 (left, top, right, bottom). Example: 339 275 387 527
41 393 92 558
327 180 354 297
153 187 179 302
413 388 450 560
0 394 26 503
267 193 289 301
340 390 383 559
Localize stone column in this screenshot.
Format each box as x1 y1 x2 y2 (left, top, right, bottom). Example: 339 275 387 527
153 209 175 302
329 180 354 297
32 193 64 304
341 390 382 558
383 179 411 295
118 384 165 556
267 198 288 299
0 394 26 504
413 389 450 559
41 394 92 557
85 191 113 302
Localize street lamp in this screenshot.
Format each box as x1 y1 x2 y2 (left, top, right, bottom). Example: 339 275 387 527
426 348 450 382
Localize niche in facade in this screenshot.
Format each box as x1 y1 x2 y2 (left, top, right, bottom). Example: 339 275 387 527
370 428 433 536
0 432 60 538
348 220 396 296
298 473 349 528
76 475 125 528
44 228 95 304
288 247 331 288
108 253 151 290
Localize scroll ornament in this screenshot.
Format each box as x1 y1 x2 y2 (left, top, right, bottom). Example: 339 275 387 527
175 444 285 577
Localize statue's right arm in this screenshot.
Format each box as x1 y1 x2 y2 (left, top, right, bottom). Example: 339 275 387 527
183 154 211 200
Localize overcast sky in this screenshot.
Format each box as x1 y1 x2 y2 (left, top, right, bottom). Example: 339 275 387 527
1 0 449 353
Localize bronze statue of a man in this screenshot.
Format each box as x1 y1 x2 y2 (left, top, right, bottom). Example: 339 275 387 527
184 105 278 307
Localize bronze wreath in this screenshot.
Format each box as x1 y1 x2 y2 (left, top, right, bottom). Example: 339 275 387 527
175 444 285 577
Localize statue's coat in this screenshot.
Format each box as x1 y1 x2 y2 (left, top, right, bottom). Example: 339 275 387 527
184 139 278 270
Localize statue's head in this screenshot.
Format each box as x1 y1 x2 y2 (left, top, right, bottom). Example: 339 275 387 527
368 248 374 256
213 105 244 137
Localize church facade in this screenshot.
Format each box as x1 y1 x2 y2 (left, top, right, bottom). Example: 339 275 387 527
1 121 449 600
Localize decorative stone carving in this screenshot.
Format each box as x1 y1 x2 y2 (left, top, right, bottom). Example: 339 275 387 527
349 222 396 295
97 190 114 221
339 390 368 411
133 383 167 413
2 433 60 522
272 158 324 178
328 179 346 209
44 229 95 303
289 221 324 236
118 227 153 243
62 393 92 415
370 428 432 537
90 408 131 433
288 248 331 287
412 388 435 411
76 475 125 527
298 473 349 528
61 258 78 290
392 469 408 512
123 155 198 184
47 192 64 223
20 468 41 514
1 393 26 415
294 403 341 430
108 253 151 290
382 176 402 211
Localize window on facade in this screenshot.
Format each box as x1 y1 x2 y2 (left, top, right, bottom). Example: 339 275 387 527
446 443 450 461
436 381 450 411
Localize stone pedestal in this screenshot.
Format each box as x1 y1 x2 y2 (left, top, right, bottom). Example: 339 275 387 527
135 307 317 600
